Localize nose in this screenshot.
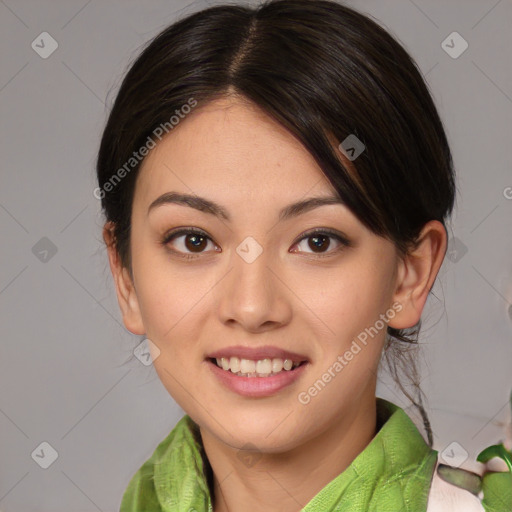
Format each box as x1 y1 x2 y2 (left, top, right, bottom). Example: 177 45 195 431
215 242 293 333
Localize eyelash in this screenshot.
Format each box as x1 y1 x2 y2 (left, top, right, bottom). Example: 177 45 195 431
160 227 351 260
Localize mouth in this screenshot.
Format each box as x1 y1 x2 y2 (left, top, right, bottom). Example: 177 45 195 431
207 356 308 377
206 355 309 397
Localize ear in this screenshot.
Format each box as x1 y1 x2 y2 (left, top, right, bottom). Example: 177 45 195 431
103 222 145 335
388 220 447 329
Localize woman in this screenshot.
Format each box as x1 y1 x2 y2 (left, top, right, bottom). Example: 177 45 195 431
95 0 511 510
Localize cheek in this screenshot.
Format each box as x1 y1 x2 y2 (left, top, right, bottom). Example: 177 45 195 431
300 262 393 340
297 260 395 394
134 262 210 408
129 230 231 396
132 247 216 363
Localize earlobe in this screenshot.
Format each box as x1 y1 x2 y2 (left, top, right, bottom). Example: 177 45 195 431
388 220 447 330
103 223 146 335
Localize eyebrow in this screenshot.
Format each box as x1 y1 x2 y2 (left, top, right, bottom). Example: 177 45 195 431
147 191 345 222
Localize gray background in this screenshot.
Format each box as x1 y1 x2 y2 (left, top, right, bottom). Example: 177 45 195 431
1 0 511 510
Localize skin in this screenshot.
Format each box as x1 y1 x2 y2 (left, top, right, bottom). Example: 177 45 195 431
104 95 447 511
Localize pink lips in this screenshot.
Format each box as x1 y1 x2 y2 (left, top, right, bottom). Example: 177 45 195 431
205 345 310 398
206 345 309 363
206 358 309 397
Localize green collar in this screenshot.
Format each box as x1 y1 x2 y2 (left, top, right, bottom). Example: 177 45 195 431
120 398 438 511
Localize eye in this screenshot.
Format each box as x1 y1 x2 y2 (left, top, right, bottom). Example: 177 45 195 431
161 227 219 259
161 227 351 260
291 228 350 257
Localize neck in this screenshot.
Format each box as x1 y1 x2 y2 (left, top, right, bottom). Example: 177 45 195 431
201 394 378 512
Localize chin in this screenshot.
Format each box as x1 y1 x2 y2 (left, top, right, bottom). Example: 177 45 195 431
215 413 304 453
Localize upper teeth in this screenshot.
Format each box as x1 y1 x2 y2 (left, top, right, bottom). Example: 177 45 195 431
215 357 301 376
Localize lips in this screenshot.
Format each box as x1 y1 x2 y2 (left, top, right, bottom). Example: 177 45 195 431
206 345 309 363
207 356 309 397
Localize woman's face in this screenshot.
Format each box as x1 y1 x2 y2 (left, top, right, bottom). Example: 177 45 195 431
124 96 405 452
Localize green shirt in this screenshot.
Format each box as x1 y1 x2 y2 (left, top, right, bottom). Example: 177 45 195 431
120 398 442 511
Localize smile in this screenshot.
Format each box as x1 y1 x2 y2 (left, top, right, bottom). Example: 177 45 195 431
206 357 309 398
211 356 306 377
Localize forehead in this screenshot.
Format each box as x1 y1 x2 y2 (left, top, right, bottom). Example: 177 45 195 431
133 96 339 208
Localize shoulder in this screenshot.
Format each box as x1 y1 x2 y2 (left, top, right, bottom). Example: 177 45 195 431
119 415 200 512
426 459 484 512
119 425 177 512
119 456 161 512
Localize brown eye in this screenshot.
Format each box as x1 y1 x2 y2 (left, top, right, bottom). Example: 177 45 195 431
162 228 219 259
307 234 331 253
183 233 208 252
291 229 350 257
